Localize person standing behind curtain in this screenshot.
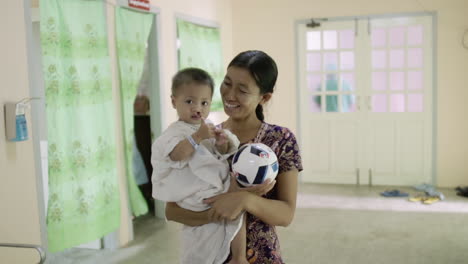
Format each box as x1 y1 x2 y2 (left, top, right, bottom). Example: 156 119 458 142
133 94 154 214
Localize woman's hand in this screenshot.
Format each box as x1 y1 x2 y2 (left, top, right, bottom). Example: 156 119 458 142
228 173 276 196
204 191 250 221
203 175 277 221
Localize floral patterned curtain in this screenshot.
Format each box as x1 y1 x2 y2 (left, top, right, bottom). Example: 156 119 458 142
115 7 154 216
40 0 120 252
177 19 224 111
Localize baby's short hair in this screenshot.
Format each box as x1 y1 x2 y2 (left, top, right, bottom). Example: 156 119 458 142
171 68 214 96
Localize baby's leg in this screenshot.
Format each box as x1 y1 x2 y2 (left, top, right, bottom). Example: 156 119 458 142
228 214 249 264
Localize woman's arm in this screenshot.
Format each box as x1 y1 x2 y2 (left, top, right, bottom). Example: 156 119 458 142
166 176 276 226
165 202 212 227
205 169 298 227
246 169 298 226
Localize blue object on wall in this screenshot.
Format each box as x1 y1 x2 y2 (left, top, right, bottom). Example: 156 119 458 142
12 114 28 141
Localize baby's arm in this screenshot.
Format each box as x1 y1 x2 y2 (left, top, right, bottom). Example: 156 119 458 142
169 134 200 161
170 121 215 161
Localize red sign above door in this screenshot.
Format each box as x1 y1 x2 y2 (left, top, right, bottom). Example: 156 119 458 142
128 0 150 11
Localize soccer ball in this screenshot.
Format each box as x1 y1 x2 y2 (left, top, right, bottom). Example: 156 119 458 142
232 143 279 187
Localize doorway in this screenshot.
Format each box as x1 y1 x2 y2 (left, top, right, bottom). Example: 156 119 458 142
297 13 435 186
28 2 163 252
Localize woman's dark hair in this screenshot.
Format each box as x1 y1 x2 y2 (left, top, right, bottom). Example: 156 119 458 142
228 50 278 121
171 67 214 96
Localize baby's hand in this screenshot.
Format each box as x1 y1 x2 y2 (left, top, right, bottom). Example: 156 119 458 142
195 118 216 141
214 128 228 146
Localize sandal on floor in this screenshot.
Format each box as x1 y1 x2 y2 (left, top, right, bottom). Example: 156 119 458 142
422 196 440 205
408 195 426 202
380 189 409 197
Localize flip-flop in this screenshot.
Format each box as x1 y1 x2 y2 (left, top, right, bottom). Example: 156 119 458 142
408 195 426 202
380 189 409 197
422 196 440 205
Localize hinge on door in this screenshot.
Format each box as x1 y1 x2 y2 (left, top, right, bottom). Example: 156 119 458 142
367 17 371 35
356 168 360 185
366 96 371 111
355 18 358 36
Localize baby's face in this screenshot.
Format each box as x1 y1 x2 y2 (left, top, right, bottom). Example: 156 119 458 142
171 83 212 125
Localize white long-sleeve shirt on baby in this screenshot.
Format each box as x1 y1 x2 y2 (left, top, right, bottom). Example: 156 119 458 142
151 120 239 211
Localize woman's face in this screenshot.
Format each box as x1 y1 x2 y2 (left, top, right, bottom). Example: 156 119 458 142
220 66 269 120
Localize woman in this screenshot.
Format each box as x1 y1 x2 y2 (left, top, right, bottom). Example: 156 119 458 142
165 50 303 263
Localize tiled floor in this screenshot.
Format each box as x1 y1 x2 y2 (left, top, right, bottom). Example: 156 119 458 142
46 184 468 264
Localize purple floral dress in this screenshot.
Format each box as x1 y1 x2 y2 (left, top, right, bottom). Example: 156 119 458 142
224 122 303 264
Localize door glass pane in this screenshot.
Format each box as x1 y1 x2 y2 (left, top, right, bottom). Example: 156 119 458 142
389 49 405 68
307 31 321 50
408 48 423 68
389 26 405 47
307 74 322 92
372 28 386 47
341 73 355 91
372 71 387 91
307 53 321 71
323 30 337 50
341 95 356 112
310 95 321 112
324 52 338 71
372 50 387 69
326 95 339 112
407 25 423 46
339 30 354 49
340 51 354 70
390 94 405 112
372 94 387 112
390 71 404 90
408 70 423 90
408 93 423 112
325 73 338 91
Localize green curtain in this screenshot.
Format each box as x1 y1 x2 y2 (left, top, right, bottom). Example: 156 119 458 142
177 19 224 111
115 7 154 216
40 0 120 252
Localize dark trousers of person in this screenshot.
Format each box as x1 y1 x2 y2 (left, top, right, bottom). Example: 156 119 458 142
134 115 154 214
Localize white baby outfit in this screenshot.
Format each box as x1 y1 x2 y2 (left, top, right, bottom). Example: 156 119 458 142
151 120 242 264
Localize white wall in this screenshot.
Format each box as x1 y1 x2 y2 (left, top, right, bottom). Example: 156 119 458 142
149 0 233 128
231 0 468 187
0 1 43 263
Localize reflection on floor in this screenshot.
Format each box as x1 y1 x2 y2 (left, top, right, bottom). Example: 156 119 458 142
46 184 468 264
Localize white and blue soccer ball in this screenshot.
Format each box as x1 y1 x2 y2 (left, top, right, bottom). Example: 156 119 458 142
232 143 279 187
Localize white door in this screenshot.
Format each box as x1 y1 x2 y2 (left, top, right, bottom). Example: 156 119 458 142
298 20 363 184
364 16 433 185
297 14 434 186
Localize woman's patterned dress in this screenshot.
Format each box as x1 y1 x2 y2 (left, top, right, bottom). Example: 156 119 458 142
224 122 303 264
